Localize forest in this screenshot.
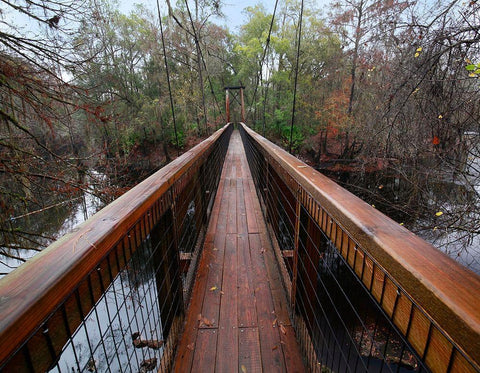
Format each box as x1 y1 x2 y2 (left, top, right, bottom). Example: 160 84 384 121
0 0 479 274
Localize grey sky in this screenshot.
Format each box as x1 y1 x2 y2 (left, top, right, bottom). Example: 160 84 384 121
119 0 327 31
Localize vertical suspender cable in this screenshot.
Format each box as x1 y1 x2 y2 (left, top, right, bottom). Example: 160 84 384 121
288 0 304 154
156 0 180 152
184 0 209 135
201 54 227 127
161 3 225 127
262 55 269 138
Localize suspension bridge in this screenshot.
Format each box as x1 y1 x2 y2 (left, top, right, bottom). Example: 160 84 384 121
0 118 479 372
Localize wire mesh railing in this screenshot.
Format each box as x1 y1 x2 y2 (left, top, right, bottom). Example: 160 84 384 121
239 123 480 373
0 123 233 372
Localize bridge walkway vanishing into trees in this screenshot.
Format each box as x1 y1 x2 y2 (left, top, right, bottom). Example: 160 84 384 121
0 123 479 373
173 130 305 372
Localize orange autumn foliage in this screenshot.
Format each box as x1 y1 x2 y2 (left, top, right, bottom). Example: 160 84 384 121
315 79 353 137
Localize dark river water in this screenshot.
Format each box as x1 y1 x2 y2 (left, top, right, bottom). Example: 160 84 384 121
2 156 479 276
0 170 106 277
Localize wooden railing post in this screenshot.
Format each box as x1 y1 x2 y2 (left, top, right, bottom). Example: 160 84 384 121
170 198 185 314
151 203 184 340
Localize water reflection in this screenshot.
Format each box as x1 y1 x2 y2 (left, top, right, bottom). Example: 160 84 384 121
0 170 106 277
321 148 480 275
51 234 163 372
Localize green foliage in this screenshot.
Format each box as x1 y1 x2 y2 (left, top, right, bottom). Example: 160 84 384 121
281 125 304 153
121 126 141 155
466 63 480 76
173 130 186 148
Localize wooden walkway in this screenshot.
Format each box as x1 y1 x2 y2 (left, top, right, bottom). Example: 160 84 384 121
173 130 306 372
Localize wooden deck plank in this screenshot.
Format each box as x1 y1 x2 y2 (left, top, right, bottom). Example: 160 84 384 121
249 233 286 372
237 232 257 328
173 130 306 372
191 329 218 373
226 178 237 234
280 325 307 373
243 171 260 234
216 234 239 372
236 179 248 234
239 327 263 373
200 232 225 328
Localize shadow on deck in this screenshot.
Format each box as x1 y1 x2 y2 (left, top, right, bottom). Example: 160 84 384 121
173 130 306 372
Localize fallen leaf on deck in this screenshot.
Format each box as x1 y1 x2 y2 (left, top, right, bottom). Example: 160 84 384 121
210 285 217 291
435 211 443 216
272 318 277 327
280 324 287 335
272 345 278 350
220 291 225 295
241 365 247 373
213 247 218 251
202 317 214 326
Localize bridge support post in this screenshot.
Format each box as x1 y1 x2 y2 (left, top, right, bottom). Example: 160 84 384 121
225 89 230 123
240 87 245 123
151 203 184 340
224 86 245 123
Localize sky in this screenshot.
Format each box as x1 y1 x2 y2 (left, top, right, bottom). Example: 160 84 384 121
2 0 326 36
119 0 321 31
213 0 278 31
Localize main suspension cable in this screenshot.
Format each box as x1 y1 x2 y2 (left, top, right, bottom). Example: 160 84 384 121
288 0 304 154
200 50 227 127
164 1 226 127
156 0 180 151
184 0 209 135
248 0 279 126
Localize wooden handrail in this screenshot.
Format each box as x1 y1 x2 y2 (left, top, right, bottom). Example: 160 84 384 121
0 124 231 368
240 123 480 371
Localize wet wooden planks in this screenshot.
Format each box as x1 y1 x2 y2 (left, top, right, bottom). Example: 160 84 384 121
173 130 305 372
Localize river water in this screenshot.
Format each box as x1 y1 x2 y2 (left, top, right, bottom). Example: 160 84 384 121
0 170 106 277
2 153 480 277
